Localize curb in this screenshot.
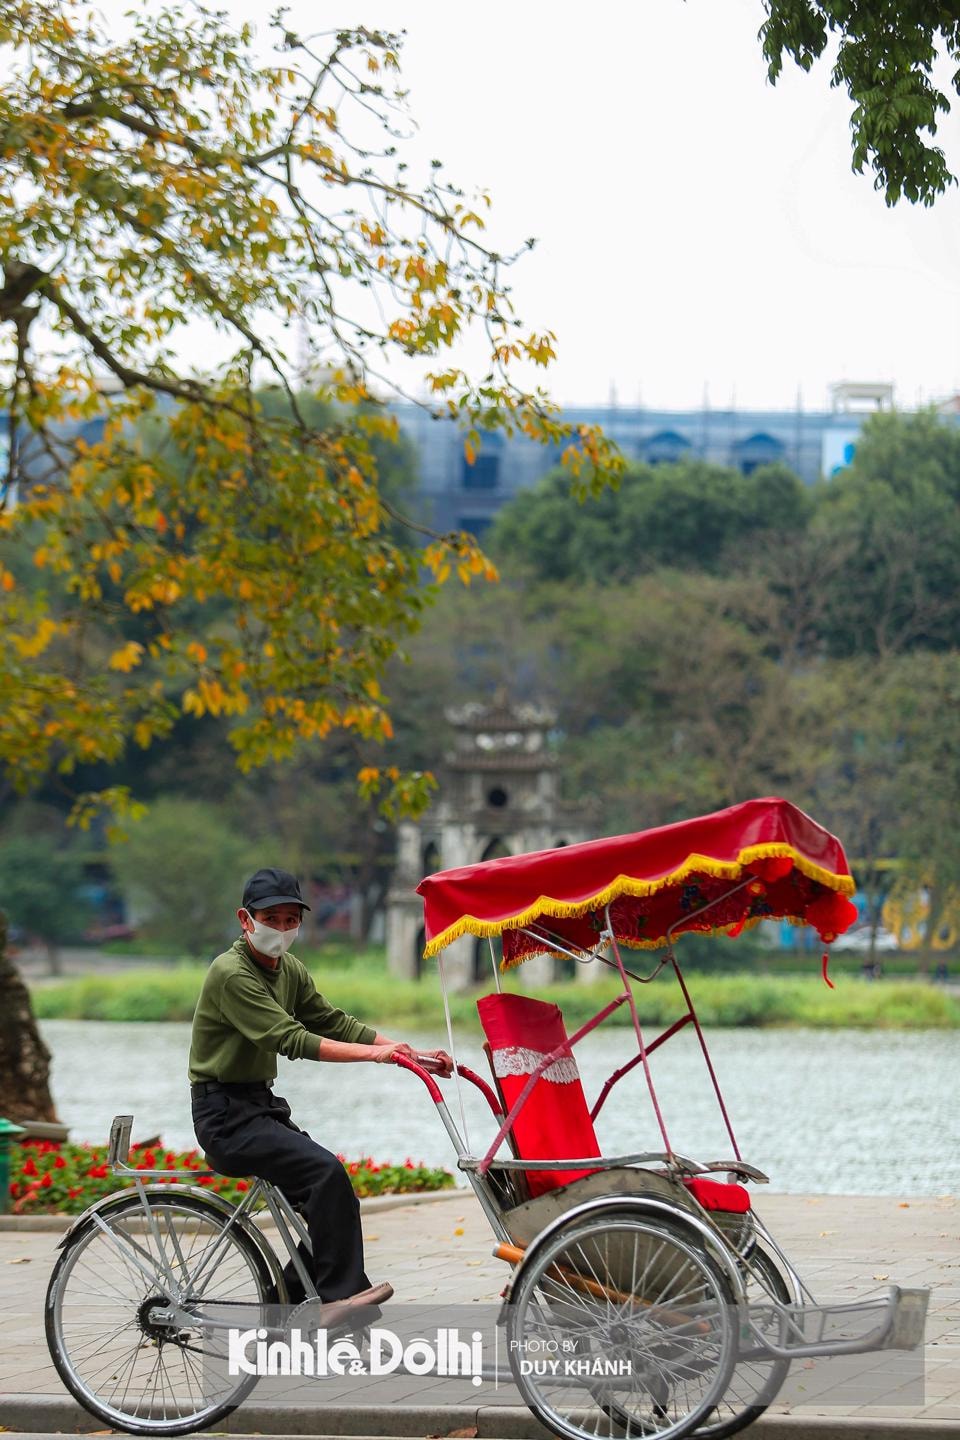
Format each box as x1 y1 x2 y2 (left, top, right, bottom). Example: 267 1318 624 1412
0 1187 465 1232
0 1396 957 1438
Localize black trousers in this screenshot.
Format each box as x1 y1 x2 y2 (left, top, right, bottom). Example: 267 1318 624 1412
190 1083 369 1303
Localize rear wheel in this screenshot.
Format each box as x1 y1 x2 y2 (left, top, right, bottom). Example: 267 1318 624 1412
45 1190 273 1436
507 1210 737 1440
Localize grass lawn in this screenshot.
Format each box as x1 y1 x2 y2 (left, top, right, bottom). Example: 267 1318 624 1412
30 940 960 1028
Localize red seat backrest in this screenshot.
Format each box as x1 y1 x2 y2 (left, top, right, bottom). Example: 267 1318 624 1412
477 992 601 1198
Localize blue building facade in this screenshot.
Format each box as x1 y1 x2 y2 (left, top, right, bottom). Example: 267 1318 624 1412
394 398 880 537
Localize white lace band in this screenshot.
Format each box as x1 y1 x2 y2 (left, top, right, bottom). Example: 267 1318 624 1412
491 1045 581 1085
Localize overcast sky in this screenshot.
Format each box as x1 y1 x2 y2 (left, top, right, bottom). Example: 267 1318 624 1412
49 1 960 411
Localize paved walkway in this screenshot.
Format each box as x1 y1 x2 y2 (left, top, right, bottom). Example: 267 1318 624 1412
0 1191 957 1430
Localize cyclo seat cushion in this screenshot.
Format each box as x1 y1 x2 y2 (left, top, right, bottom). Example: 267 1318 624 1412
682 1176 751 1213
477 993 601 1198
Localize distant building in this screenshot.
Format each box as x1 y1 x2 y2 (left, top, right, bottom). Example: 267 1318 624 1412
5 380 957 533
394 382 949 536
386 694 588 988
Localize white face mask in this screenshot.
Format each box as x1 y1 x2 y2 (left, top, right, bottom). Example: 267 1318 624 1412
243 913 299 959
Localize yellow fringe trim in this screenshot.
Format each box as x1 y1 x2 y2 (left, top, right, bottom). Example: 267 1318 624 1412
499 913 782 968
421 842 854 960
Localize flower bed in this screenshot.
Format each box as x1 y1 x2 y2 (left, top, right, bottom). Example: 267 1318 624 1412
8 1138 456 1215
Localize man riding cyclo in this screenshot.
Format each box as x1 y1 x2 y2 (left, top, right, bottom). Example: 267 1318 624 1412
189 866 452 1321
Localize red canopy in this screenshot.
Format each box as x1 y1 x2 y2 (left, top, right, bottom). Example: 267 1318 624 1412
417 796 857 965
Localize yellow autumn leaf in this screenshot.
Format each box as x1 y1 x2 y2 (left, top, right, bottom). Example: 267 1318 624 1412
108 641 145 673
12 617 59 659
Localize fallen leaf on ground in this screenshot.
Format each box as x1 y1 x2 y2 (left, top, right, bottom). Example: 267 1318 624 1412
5 1257 31 1264
454 1226 465 1235
872 1273 889 1281
898 1202 910 1208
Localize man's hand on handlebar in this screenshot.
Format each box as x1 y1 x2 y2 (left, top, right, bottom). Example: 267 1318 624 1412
368 1041 453 1076
413 1049 454 1077
370 1041 416 1065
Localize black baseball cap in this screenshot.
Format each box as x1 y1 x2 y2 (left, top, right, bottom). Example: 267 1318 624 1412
242 868 311 913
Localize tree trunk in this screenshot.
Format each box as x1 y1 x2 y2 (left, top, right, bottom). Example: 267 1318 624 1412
0 909 58 1122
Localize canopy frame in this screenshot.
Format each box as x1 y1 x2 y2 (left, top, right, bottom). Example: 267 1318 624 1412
472 878 752 1178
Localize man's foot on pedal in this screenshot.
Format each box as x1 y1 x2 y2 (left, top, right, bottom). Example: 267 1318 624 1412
287 1282 393 1337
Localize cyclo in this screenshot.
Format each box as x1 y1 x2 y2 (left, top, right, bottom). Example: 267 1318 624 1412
44 797 927 1440
403 796 928 1440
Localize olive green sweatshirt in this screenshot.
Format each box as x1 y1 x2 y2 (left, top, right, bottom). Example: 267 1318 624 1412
188 937 377 1083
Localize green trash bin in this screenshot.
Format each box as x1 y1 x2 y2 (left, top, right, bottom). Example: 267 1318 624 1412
0 1117 26 1214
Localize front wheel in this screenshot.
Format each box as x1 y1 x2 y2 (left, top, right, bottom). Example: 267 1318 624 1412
506 1210 737 1440
692 1242 793 1438
45 1189 273 1436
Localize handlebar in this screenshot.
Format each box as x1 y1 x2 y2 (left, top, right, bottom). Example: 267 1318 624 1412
393 1052 504 1118
393 1052 443 1101
411 1052 446 1073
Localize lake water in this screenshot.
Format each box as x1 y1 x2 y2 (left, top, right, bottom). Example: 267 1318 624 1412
39 1020 960 1197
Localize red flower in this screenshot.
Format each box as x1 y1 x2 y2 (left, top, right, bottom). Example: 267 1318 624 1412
22 1157 38 1177
235 1180 249 1192
141 1150 156 1168
54 1155 67 1169
67 1187 83 1199
40 1172 52 1188
86 1164 109 1180
9 1182 19 1198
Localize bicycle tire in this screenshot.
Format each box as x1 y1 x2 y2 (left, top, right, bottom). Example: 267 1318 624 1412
45 1188 274 1436
507 1207 738 1440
